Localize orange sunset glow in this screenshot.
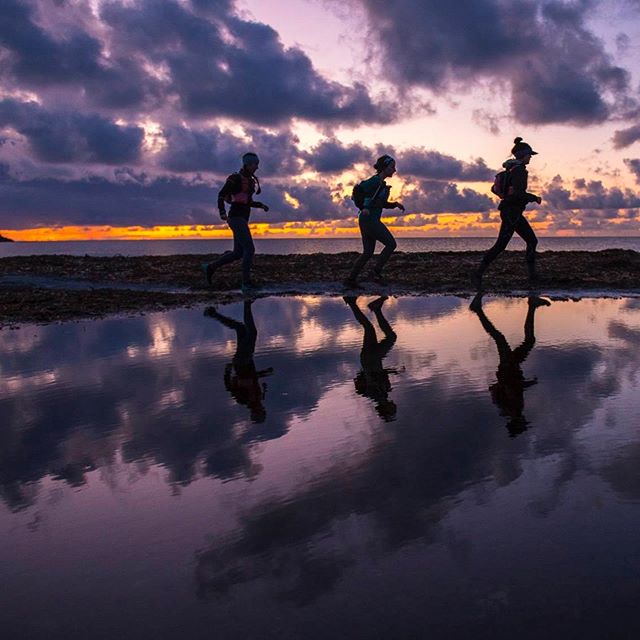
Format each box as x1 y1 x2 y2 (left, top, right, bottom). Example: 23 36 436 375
0 219 511 241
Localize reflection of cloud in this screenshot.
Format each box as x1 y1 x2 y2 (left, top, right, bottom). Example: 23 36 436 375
3 295 640 557
0 298 363 507
601 443 640 501
195 372 509 602
195 299 640 604
609 320 640 346
196 528 352 605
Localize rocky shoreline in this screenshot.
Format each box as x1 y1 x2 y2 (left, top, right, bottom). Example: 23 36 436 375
1 249 638 325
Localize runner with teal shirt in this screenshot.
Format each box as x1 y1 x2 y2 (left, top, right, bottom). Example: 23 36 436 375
345 155 405 288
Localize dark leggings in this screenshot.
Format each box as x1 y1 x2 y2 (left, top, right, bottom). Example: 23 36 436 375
211 216 255 283
349 215 397 279
479 209 537 274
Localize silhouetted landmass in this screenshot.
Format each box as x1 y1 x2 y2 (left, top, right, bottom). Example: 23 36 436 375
0 234 13 242
0 249 638 324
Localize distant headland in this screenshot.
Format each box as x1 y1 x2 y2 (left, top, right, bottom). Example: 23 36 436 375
0 234 13 242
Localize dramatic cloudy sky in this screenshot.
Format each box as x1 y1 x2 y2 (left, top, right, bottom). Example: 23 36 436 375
1 0 640 239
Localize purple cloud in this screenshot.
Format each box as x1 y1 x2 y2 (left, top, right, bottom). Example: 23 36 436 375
353 0 634 125
614 125 640 149
0 99 144 164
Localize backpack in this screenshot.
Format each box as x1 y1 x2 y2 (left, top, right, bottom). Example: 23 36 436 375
491 170 508 199
491 167 515 200
351 181 366 209
491 167 514 199
351 177 385 210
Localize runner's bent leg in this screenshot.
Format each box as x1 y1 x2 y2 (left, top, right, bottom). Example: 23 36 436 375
349 217 377 280
229 217 255 284
514 216 538 279
478 213 516 275
372 219 397 275
211 217 243 270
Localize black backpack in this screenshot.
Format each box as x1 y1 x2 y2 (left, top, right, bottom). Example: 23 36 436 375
351 178 384 210
351 181 366 209
491 167 514 199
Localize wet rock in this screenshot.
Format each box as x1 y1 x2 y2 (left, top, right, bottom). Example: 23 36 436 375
1 250 638 325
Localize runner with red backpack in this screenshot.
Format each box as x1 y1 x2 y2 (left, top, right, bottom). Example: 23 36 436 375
203 152 269 294
472 137 543 290
344 154 405 289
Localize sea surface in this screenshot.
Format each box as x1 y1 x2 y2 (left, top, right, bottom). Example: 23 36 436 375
2 295 640 639
2 236 640 257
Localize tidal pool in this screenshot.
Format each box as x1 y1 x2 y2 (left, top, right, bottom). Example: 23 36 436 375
2 295 640 639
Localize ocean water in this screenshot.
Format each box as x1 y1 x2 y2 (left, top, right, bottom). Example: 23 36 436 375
2 236 640 257
2 295 640 639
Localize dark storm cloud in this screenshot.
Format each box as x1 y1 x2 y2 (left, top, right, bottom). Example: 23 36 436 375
543 175 640 209
302 140 493 181
354 0 633 125
0 168 353 228
0 99 144 164
624 159 640 183
158 128 494 182
160 127 247 173
99 0 395 125
398 149 493 181
0 0 101 85
532 174 640 233
0 0 157 109
406 181 494 214
190 0 233 12
0 0 394 124
614 125 640 149
159 127 300 175
0 169 217 228
302 139 371 173
253 181 351 224
243 128 302 176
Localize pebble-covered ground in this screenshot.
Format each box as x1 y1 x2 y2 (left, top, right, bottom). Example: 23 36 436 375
1 249 638 325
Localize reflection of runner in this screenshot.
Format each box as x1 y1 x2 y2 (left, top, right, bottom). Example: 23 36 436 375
204 301 273 423
344 296 399 421
470 294 550 436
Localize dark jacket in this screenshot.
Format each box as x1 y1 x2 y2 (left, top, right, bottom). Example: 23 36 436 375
218 169 265 220
499 160 538 212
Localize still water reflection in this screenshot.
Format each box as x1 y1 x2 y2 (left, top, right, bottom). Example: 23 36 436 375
2 295 640 639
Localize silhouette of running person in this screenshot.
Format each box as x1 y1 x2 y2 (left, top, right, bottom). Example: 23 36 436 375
204 301 273 423
344 295 399 421
473 137 543 290
203 152 270 294
470 294 550 436
345 155 405 288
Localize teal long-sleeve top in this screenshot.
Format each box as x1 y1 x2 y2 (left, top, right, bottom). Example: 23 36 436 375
359 175 397 220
